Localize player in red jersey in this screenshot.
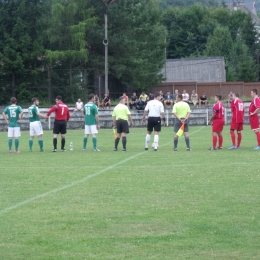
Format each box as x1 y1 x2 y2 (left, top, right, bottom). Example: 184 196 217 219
228 93 244 149
46 95 70 152
249 89 260 150
208 95 225 150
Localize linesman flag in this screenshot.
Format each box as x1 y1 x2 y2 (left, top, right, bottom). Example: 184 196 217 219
113 128 117 139
176 123 184 137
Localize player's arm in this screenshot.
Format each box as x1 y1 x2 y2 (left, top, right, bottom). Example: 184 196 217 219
2 112 9 124
184 112 190 122
46 105 57 117
112 116 116 128
128 114 134 127
250 108 260 116
67 109 70 121
161 111 166 126
17 111 23 123
142 104 149 123
208 112 217 124
95 114 100 129
173 112 181 121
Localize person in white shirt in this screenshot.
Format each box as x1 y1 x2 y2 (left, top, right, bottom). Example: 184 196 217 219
182 90 190 103
142 92 166 151
74 98 84 115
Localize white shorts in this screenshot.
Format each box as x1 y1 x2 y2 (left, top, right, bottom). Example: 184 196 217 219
8 127 21 138
30 121 43 136
85 125 98 135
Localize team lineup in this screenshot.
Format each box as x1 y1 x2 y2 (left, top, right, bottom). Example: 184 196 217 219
2 89 260 153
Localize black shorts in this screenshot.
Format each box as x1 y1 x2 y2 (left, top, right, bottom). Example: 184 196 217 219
147 117 161 132
116 120 129 134
174 118 189 133
53 120 67 134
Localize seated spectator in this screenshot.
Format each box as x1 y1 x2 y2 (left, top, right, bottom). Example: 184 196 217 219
94 94 100 108
228 91 234 106
139 91 148 103
191 90 198 107
136 98 146 110
159 90 164 104
182 90 189 103
122 92 129 106
199 93 208 107
74 98 84 115
102 93 111 109
173 89 178 103
130 92 138 109
149 93 154 101
164 90 173 108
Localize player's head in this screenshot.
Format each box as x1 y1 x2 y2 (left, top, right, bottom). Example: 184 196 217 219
119 96 125 104
32 97 39 105
154 92 160 100
89 93 94 101
251 89 258 97
234 93 239 99
10 97 17 104
176 94 183 102
55 95 62 103
215 95 222 102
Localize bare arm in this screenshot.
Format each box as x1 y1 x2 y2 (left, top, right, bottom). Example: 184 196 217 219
95 114 100 129
2 112 9 124
128 114 134 127
250 108 260 116
36 112 47 119
17 112 24 123
173 112 181 121
112 116 116 128
208 113 216 124
142 110 148 123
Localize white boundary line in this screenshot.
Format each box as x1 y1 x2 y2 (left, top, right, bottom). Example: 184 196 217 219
0 126 206 216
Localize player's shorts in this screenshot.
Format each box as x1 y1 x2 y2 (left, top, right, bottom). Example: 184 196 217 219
212 119 224 132
230 122 243 131
30 121 43 136
249 115 260 130
116 120 129 134
53 120 67 134
174 118 189 133
147 117 161 132
85 125 98 135
8 127 21 138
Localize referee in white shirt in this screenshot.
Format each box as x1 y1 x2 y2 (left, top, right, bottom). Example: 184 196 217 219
142 92 166 151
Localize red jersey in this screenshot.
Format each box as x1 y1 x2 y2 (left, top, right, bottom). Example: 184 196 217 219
230 99 244 124
47 102 70 121
213 102 224 119
249 97 260 114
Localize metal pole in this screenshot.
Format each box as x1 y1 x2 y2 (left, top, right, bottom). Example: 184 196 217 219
105 11 108 94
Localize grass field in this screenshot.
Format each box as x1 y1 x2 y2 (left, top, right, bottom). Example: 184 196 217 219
0 125 260 260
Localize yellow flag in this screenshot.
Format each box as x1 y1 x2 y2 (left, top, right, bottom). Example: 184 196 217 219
176 123 184 137
113 128 117 139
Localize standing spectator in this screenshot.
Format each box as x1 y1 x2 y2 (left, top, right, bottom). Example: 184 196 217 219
164 90 173 108
46 95 70 152
74 98 83 115
228 93 244 150
199 93 208 107
142 92 166 151
172 94 191 151
173 89 179 103
112 97 134 151
94 94 100 108
122 92 129 106
249 89 260 150
208 95 225 150
28 97 47 152
130 92 138 109
2 97 23 153
102 93 111 109
139 91 148 103
83 94 100 152
228 91 234 106
182 90 189 103
149 93 154 101
191 90 198 107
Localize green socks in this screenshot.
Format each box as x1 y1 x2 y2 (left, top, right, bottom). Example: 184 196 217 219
15 138 19 151
38 139 43 151
29 139 33 151
92 136 97 149
8 138 12 150
83 137 88 149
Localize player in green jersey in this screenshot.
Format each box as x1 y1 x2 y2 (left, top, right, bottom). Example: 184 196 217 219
2 97 23 153
28 97 47 152
83 94 100 151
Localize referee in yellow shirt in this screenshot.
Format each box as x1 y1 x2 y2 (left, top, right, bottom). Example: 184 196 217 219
172 94 191 151
112 97 134 151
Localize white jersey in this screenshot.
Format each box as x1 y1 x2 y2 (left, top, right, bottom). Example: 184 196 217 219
145 100 164 117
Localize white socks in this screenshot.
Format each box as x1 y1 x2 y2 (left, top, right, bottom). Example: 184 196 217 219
154 135 159 148
145 134 151 148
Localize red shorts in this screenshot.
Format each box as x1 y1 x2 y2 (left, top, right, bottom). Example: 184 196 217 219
230 122 243 131
249 115 260 130
212 119 224 133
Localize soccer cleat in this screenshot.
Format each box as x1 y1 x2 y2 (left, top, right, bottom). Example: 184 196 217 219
40 149 44 152
9 150 12 153
154 148 158 151
29 150 32 152
236 146 240 150
217 147 222 150
122 148 127 152
61 149 66 152
208 147 217 150
114 148 118 151
187 148 191 151
228 145 237 150
254 146 260 150
144 147 148 150
83 148 86 151
93 148 100 152
52 149 57 152
15 150 20 154
173 148 177 151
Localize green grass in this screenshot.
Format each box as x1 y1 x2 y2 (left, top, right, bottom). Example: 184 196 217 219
0 126 260 259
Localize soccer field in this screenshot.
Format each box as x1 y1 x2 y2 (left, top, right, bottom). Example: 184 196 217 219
0 126 260 259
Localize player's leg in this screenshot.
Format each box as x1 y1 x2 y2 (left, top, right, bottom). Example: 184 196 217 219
218 132 223 149
60 121 67 151
229 129 236 149
183 122 190 150
121 121 129 151
237 130 242 148
114 121 121 151
14 127 21 153
37 121 44 151
37 134 43 151
173 120 181 151
153 117 161 151
254 129 260 149
145 118 153 150
7 127 13 153
29 136 34 151
91 125 99 151
121 132 127 151
83 125 89 150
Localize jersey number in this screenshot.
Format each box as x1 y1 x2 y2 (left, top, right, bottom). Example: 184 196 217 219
10 109 16 118
61 107 64 115
238 103 244 111
86 107 90 115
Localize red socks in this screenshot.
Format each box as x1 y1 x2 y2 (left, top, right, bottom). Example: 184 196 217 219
255 132 260 146
213 136 217 148
219 136 223 148
230 131 236 146
237 132 242 147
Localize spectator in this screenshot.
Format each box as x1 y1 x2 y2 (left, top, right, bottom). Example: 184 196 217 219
130 92 138 109
159 90 164 104
102 93 111 109
173 89 179 103
228 91 234 106
139 91 148 103
74 98 83 115
136 98 146 110
149 93 154 101
191 90 198 107
182 90 189 103
164 90 174 108
199 93 208 107
94 94 100 108
122 92 129 106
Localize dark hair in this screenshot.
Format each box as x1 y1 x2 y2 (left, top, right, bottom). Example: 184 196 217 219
31 97 38 103
119 96 125 102
167 90 170 92
177 94 183 100
234 93 239 98
56 95 62 101
154 92 160 98
89 93 94 101
10 97 17 104
215 95 222 100
252 89 258 95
